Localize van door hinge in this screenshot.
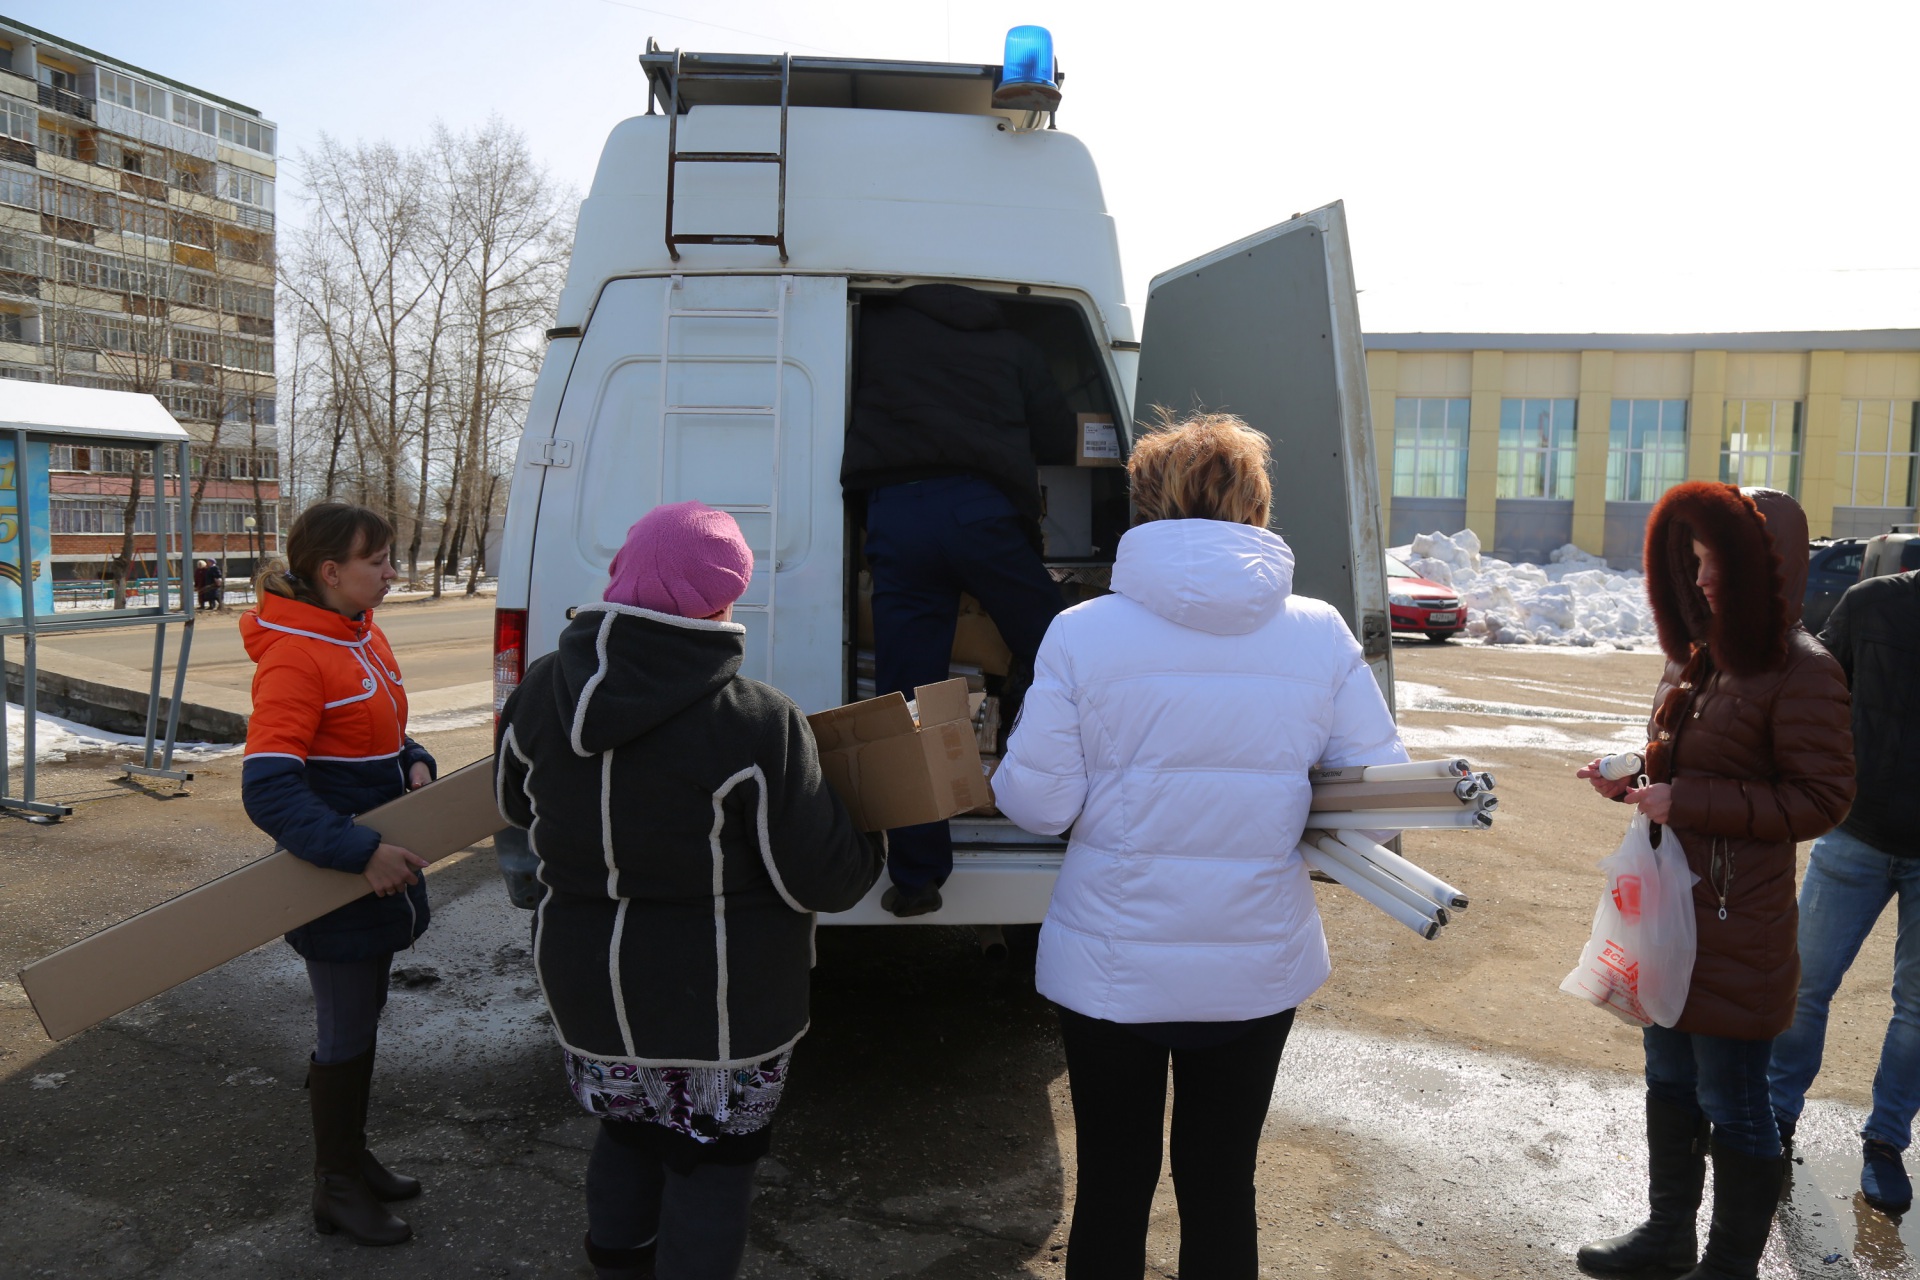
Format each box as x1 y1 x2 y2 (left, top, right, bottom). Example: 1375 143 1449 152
531 439 573 468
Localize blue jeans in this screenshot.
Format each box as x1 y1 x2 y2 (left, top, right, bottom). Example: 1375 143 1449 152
865 476 1064 891
1769 827 1920 1151
306 954 393 1064
1644 1024 1781 1159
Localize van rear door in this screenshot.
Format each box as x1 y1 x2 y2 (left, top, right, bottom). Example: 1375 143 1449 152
1132 200 1393 701
524 273 849 715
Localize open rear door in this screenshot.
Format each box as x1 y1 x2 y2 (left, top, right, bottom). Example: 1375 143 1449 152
1133 200 1393 702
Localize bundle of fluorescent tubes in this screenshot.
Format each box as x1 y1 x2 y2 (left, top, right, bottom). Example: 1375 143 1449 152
1299 757 1488 940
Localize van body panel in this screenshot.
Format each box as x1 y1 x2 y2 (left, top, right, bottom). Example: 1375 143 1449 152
557 108 1133 344
1133 202 1395 702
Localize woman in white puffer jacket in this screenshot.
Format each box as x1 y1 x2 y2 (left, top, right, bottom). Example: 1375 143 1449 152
994 412 1406 1280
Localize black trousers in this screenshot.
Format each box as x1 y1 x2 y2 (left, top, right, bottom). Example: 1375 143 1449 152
1056 1005 1296 1280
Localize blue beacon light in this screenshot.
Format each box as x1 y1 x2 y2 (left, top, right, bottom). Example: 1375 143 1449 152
993 25 1061 112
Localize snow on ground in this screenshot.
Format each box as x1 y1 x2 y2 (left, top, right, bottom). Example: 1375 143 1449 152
3 703 237 766
1392 529 1657 649
1393 679 1647 755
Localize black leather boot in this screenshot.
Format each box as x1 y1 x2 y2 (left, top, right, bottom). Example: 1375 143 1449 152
1678 1145 1785 1279
309 1053 411 1245
584 1231 658 1279
1577 1093 1710 1277
347 1045 422 1202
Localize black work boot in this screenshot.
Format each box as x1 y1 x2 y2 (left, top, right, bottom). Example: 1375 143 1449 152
309 1053 412 1245
1577 1093 1710 1277
1678 1144 1786 1279
585 1231 658 1279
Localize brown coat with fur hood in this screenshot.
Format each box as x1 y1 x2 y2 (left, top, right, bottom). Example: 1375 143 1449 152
1640 482 1854 1039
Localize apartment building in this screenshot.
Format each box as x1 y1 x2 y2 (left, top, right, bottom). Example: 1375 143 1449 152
0 17 280 583
1365 331 1920 566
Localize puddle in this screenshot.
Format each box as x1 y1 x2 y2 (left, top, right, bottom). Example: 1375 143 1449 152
1272 1023 1916 1276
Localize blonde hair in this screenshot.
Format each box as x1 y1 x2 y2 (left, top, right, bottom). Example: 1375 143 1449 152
1126 409 1272 528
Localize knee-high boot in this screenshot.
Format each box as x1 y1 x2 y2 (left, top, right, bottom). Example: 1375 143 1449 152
349 1042 421 1201
1677 1144 1785 1280
1577 1092 1710 1277
309 1051 411 1246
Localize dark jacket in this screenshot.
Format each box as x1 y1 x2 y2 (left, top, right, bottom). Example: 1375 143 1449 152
1640 483 1854 1039
240 593 437 962
1818 570 1920 857
841 284 1073 520
495 604 881 1067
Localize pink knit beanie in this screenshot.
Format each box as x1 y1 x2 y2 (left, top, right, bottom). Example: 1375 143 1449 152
605 501 754 618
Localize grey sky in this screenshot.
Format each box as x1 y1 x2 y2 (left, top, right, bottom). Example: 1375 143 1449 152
23 0 1920 332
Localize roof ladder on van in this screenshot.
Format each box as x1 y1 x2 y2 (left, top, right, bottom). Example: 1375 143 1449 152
662 48 791 264
656 274 794 682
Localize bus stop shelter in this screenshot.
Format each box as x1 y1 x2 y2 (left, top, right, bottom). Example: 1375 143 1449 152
2 382 197 820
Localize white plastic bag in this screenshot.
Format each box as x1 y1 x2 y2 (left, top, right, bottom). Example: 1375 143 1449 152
1559 814 1699 1027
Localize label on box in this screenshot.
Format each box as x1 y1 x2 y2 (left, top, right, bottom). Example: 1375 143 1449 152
1081 417 1120 460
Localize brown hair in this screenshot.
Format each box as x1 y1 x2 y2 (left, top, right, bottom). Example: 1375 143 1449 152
1127 408 1273 528
256 501 395 610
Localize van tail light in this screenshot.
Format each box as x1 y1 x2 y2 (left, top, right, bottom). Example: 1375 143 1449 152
494 608 528 722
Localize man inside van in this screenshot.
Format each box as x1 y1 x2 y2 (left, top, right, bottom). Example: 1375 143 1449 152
843 284 1075 917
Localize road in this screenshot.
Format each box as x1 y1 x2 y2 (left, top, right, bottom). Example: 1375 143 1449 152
42 594 497 695
0 641 1910 1277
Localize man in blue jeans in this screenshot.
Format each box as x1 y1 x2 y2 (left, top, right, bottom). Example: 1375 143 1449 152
1770 567 1919 1217
842 285 1074 916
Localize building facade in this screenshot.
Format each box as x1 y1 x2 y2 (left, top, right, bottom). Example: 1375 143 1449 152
1365 331 1920 566
0 18 279 584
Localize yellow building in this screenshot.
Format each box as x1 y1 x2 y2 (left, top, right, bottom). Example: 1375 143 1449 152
1363 332 1920 565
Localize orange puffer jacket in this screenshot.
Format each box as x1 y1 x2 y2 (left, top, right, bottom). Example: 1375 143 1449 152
240 591 435 962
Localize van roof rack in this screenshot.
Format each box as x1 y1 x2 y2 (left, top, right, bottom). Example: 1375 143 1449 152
639 40 1062 121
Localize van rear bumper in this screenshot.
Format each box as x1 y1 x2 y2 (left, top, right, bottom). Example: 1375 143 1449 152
495 823 1064 923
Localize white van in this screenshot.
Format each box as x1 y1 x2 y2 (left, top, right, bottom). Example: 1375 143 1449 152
491 41 1394 924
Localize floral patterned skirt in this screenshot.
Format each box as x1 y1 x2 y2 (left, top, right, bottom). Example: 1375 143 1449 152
563 1050 791 1144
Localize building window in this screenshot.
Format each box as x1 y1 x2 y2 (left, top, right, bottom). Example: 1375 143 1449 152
1606 400 1688 502
0 99 31 143
1497 398 1577 499
95 70 167 119
0 165 33 208
1721 400 1802 495
218 166 274 211
1391 397 1470 498
0 311 23 343
215 110 275 156
38 124 79 161
173 96 216 136
1839 400 1920 509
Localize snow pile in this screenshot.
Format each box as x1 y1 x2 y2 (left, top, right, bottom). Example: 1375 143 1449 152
1394 530 1657 649
5 703 237 766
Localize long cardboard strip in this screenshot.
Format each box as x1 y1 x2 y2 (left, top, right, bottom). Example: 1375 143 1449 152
19 757 506 1042
1309 777 1482 811
1308 758 1471 785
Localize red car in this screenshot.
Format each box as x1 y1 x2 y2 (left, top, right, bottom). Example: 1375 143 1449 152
1387 553 1466 643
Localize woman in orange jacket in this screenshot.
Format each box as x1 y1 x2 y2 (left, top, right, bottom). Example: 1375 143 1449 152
241 502 436 1247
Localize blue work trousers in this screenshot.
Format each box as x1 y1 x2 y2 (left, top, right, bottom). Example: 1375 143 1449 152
865 476 1064 891
1643 1024 1780 1159
1769 827 1920 1150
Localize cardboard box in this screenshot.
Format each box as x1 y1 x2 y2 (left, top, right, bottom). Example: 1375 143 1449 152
806 679 992 832
1076 412 1123 467
20 758 506 1042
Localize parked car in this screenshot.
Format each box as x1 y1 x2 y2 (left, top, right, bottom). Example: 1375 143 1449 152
1859 529 1920 581
1803 537 1866 633
1387 553 1465 643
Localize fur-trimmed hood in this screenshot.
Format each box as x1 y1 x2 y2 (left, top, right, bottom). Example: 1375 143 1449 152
1644 482 1808 677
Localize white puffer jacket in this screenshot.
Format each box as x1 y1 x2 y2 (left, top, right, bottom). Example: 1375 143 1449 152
994 518 1406 1024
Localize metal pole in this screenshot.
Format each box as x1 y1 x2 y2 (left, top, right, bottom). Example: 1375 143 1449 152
4 427 68 817
138 445 165 770
160 440 195 772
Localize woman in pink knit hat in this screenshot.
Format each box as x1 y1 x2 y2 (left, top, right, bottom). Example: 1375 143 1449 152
496 501 881 1280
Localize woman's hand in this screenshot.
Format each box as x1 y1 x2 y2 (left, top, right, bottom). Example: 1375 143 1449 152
1623 782 1673 824
1576 758 1634 800
407 762 432 791
364 843 428 896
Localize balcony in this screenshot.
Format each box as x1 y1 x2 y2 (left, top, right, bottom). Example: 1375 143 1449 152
38 82 93 121
0 135 33 166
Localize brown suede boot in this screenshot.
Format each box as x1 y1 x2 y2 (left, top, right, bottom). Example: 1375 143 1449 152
309 1052 411 1245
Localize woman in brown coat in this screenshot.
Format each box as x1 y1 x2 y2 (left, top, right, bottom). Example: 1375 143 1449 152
1577 483 1853 1280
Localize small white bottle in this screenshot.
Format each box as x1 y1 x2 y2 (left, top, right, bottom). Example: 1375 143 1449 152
1598 752 1645 781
